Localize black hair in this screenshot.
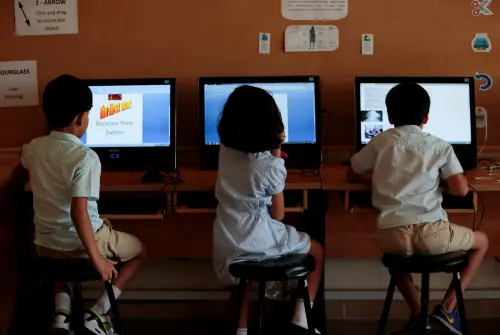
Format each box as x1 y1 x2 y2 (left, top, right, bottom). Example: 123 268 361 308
217 85 284 153
385 82 431 127
42 74 93 128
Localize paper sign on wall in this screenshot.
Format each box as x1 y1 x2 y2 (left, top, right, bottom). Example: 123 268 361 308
471 0 493 16
361 34 374 55
285 25 339 52
475 72 493 91
0 61 38 107
472 33 492 52
14 0 79 36
259 33 271 54
282 0 348 20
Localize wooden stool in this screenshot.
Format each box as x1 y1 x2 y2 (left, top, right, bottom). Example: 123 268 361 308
376 251 470 335
34 258 124 335
229 254 316 335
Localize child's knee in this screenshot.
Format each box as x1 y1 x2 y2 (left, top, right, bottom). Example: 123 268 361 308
308 239 324 260
472 231 489 250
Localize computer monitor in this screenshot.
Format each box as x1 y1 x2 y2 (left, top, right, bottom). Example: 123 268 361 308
81 78 176 171
200 76 322 169
355 77 477 170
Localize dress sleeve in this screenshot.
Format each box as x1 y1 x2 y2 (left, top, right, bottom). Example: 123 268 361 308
264 157 287 197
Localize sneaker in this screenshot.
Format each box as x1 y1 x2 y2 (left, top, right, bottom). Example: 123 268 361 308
84 308 114 335
403 313 431 331
431 305 462 335
51 309 71 335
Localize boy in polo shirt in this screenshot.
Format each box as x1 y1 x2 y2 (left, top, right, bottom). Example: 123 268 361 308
347 83 489 335
21 75 146 335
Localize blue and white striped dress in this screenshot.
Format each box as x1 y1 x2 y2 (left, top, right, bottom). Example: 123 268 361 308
213 145 311 285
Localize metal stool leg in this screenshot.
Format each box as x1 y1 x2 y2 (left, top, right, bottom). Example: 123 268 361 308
420 272 430 335
452 272 469 335
232 279 247 335
105 281 124 335
297 278 315 335
255 281 266 335
376 277 396 335
73 282 85 335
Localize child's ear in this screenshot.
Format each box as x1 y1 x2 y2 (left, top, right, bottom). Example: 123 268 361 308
388 115 395 125
422 114 429 125
75 112 85 126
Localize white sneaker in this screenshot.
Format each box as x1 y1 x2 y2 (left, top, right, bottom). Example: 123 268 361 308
51 309 71 335
84 308 112 335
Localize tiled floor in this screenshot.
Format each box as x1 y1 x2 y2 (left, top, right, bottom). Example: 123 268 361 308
124 318 500 334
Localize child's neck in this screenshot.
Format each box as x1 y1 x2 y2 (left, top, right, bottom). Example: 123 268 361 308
53 127 81 138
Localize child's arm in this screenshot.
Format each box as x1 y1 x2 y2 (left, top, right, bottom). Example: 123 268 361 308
71 154 117 281
71 198 117 281
440 145 468 197
271 192 285 221
347 142 376 182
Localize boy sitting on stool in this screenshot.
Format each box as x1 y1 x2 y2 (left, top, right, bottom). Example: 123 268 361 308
21 75 146 335
348 83 488 335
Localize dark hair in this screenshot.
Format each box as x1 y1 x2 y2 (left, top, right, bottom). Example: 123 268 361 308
385 82 430 127
42 74 93 128
217 85 284 153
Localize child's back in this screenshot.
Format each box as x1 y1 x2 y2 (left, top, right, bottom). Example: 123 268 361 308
355 125 459 229
22 131 102 251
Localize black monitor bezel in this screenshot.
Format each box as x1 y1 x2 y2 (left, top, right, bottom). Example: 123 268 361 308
82 78 176 171
199 75 322 169
355 76 477 170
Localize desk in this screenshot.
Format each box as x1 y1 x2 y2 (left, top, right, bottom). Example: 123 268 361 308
321 163 500 258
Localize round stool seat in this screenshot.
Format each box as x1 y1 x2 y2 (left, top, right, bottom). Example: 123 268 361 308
34 258 102 282
381 251 469 274
229 254 315 282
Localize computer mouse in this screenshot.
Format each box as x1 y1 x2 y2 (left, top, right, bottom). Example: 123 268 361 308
141 171 164 184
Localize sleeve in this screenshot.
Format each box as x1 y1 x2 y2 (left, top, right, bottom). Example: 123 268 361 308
71 153 102 201
20 144 29 169
440 145 464 179
264 157 287 197
351 141 377 175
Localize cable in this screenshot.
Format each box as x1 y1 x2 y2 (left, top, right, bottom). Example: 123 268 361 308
468 184 485 231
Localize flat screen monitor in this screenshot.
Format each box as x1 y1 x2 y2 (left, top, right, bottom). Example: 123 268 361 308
355 77 477 170
81 78 176 171
200 76 322 169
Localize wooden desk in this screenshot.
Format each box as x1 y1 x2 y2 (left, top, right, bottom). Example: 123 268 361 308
321 163 500 258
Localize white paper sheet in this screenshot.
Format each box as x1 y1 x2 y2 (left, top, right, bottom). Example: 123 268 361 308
282 0 348 20
14 0 79 36
259 33 271 54
0 61 38 107
361 34 374 55
285 25 339 52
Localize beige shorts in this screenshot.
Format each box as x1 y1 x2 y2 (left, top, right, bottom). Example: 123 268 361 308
377 221 474 256
36 219 143 262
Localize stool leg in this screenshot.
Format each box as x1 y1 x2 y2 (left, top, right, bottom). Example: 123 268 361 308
105 281 124 335
452 272 469 335
232 279 247 335
376 277 396 335
297 278 315 335
73 282 85 335
420 272 430 335
255 281 266 335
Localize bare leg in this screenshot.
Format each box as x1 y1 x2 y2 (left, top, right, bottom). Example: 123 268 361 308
389 268 420 316
306 239 324 302
229 281 252 329
441 231 489 312
113 243 147 290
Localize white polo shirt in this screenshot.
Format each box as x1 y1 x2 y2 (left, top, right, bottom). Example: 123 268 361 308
21 131 104 251
351 125 464 230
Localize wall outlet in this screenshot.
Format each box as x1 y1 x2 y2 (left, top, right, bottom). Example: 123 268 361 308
476 107 487 129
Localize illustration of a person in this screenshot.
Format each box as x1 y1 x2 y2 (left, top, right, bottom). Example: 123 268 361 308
309 26 316 50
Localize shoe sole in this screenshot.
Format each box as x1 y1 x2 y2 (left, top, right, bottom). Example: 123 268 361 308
431 315 462 335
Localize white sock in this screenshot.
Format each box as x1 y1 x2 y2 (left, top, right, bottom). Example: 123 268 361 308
92 285 122 315
54 286 72 324
236 328 247 335
292 298 320 334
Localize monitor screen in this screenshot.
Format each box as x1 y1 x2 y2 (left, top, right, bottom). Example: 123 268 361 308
358 82 473 145
203 81 317 145
81 84 171 148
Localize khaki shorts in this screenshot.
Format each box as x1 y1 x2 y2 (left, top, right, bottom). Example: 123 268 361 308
377 221 474 256
36 219 143 262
